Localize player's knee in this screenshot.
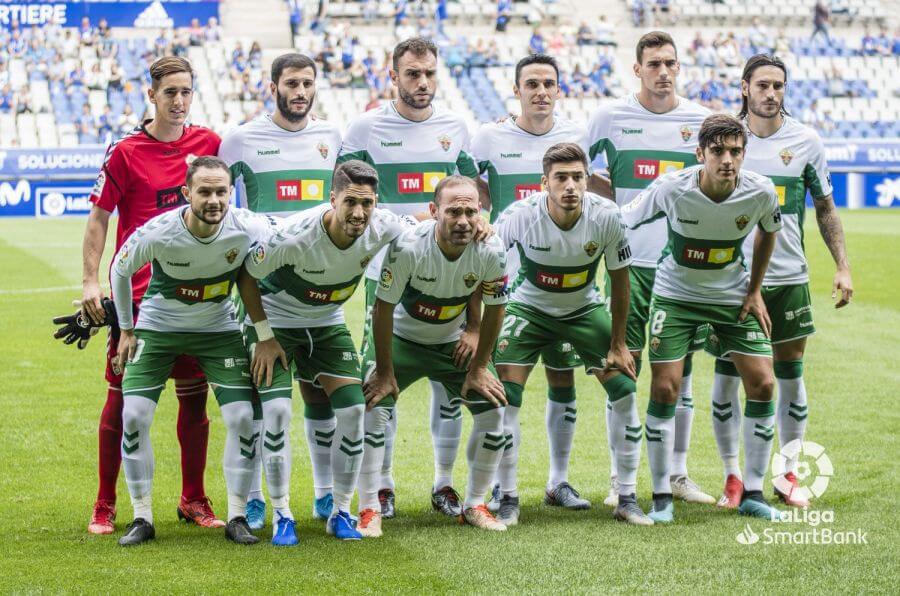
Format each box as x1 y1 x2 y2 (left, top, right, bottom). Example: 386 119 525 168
472 407 504 435
122 396 155 431
262 397 293 430
365 406 391 434
220 401 255 435
746 374 775 401
650 377 679 404
544 367 574 387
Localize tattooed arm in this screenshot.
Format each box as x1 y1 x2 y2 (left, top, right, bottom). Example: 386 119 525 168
813 196 853 308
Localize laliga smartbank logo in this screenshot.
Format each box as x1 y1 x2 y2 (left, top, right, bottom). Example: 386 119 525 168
735 441 868 546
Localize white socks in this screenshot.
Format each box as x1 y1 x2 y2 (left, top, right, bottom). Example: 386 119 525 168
121 395 157 523
332 403 365 514
545 396 576 490
261 397 292 520
775 361 808 474
220 400 256 521
359 406 391 512
711 363 743 479
609 393 642 496
497 405 521 497
381 407 397 491
429 380 462 491
672 373 694 478
645 400 676 495
465 408 506 509
248 415 265 503
304 404 336 500
743 399 776 492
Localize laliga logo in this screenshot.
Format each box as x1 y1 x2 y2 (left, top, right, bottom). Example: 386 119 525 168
772 439 833 501
735 524 760 545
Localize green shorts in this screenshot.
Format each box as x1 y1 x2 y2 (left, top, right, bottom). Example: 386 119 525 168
122 329 252 405
362 335 500 415
606 266 706 355
763 283 816 344
243 323 362 400
648 295 772 363
494 302 636 399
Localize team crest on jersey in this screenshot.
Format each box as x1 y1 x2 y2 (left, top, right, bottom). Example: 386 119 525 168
584 241 599 257
117 245 130 264
498 339 509 353
93 171 106 196
317 141 329 159
650 336 661 352
250 243 265 266
438 134 452 152
463 272 478 288
380 267 394 290
735 214 750 231
225 248 239 264
360 255 371 269
780 148 794 166
680 125 693 142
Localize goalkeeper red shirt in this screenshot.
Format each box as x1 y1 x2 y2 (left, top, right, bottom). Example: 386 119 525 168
90 120 221 301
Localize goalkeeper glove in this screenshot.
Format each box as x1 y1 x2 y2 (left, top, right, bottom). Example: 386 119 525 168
52 298 119 349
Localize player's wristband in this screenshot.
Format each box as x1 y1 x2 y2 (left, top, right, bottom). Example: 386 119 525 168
254 319 275 342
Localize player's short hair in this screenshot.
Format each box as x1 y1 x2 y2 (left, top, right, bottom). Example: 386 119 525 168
185 155 232 187
392 37 438 72
515 53 560 86
433 175 477 205
738 53 790 119
149 56 193 90
332 160 379 195
271 52 317 84
635 31 677 64
542 143 589 177
698 114 748 150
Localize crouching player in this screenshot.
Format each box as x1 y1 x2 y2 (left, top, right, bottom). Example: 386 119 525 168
237 161 418 543
111 157 281 546
361 175 510 535
621 115 784 522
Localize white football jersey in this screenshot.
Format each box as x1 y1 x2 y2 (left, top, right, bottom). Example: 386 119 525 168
494 192 631 318
244 204 417 328
587 94 710 267
113 207 275 332
740 117 833 285
218 115 342 216
376 220 508 345
621 165 782 305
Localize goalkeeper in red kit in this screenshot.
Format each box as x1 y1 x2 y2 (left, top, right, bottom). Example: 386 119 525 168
78 56 223 534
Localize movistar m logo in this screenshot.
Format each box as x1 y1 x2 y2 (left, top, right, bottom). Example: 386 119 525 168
381 140 403 148
528 244 551 251
622 128 643 135
257 149 280 156
500 152 522 159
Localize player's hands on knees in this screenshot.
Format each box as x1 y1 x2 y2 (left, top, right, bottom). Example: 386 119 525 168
81 281 106 326
115 329 137 370
252 338 288 388
363 370 399 410
453 329 478 369
604 343 637 381
739 290 771 338
473 218 494 242
462 366 507 407
832 268 853 308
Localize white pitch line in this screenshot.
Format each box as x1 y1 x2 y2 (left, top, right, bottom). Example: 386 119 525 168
0 284 109 296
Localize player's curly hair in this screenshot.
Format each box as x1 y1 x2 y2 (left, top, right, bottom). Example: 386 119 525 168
738 54 790 119
698 114 748 150
542 143 588 176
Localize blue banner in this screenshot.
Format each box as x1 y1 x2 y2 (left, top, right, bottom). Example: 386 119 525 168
0 147 105 178
0 1 220 30
863 172 900 207
824 140 900 172
0 178 94 217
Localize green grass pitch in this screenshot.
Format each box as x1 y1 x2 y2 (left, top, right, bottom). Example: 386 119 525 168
0 212 897 593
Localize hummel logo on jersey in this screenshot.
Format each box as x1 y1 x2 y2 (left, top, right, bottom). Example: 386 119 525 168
515 183 542 200
257 148 281 156
381 140 403 148
683 246 734 265
528 244 551 251
677 218 699 224
501 152 523 159
416 275 437 282
633 159 684 180
166 261 190 267
398 172 445 194
622 128 643 135
303 268 325 274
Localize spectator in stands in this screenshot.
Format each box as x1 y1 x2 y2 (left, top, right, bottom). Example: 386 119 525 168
396 17 416 42
861 29 877 55
496 0 512 32
594 16 616 46
875 28 892 56
685 71 703 101
96 18 110 38
363 0 379 22
47 54 65 84
330 63 352 88
154 29 170 57
444 44 466 79
0 84 13 113
66 61 86 95
15 83 34 113
77 102 99 144
435 0 448 36
811 1 832 45
893 27 900 55
577 21 594 46
349 60 368 88
249 41 263 69
748 17 773 53
119 103 139 135
632 0 646 27
653 0 676 26
715 32 741 67
529 28 546 54
98 105 115 143
416 17 436 40
187 18 204 46
98 26 118 60
62 29 79 57
86 63 108 92
394 0 409 28
288 0 304 37
803 99 825 127
205 16 222 42
0 61 8 89
79 16 94 45
826 65 849 97
694 39 717 68
9 30 26 58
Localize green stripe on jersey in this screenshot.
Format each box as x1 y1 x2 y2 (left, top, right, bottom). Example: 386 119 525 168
260 266 363 306
484 166 543 222
399 287 470 325
609 149 699 190
517 246 601 293
231 164 333 213
666 228 745 270
144 259 239 304
370 161 461 204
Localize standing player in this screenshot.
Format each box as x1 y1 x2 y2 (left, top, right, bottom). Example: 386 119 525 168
492 144 648 526
708 55 853 508
337 37 479 518
82 56 222 534
238 160 418 543
587 31 714 507
219 52 343 528
470 56 598 516
111 157 279 546
361 176 510 534
621 115 784 522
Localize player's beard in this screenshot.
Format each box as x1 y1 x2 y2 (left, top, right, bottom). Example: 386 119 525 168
193 203 226 225
748 92 782 119
276 90 314 123
398 85 434 110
